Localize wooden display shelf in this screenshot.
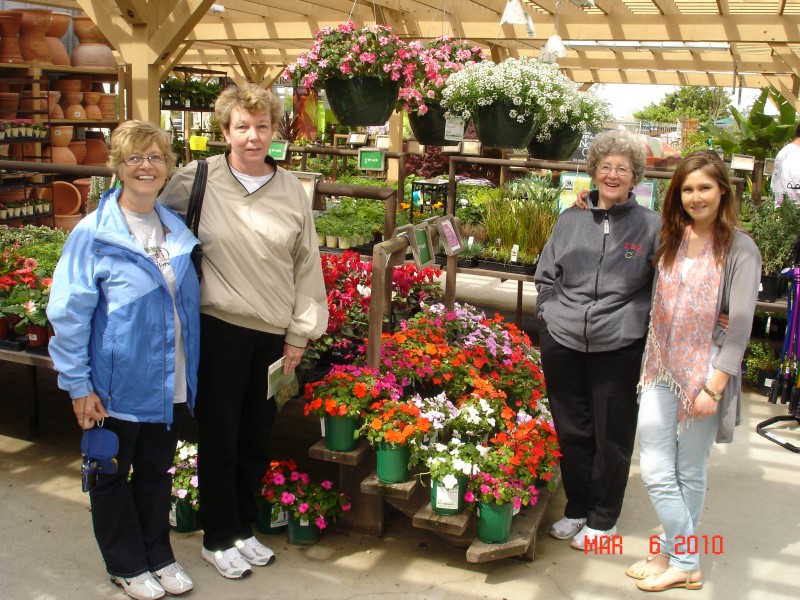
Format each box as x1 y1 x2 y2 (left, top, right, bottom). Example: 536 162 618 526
413 502 474 537
465 470 560 563
360 472 420 500
308 438 370 466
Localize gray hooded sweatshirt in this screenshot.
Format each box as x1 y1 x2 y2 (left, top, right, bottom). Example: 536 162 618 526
535 190 662 353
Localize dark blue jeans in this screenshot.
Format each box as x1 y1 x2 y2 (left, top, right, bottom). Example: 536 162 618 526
88 408 183 577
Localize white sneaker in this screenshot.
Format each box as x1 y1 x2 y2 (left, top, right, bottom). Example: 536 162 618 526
201 546 253 579
549 516 587 540
236 536 276 566
153 562 193 595
110 572 165 600
570 524 618 550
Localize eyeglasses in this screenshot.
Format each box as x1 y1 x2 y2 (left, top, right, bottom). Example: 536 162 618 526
124 155 166 166
598 164 632 176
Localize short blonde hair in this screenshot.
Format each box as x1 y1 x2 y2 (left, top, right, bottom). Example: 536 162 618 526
586 129 646 185
214 83 282 129
108 120 175 179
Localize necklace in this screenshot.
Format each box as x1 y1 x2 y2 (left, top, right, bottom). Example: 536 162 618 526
121 209 160 249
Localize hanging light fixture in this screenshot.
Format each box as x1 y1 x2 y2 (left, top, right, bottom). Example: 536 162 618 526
540 1 567 64
500 0 537 38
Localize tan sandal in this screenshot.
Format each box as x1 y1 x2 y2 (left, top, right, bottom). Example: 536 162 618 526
625 553 668 580
636 566 703 592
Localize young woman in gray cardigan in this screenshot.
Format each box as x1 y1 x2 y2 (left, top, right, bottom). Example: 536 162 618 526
628 151 760 592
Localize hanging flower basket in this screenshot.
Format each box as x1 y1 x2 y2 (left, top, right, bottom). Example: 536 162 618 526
473 101 538 149
527 123 583 161
408 103 449 146
323 76 400 126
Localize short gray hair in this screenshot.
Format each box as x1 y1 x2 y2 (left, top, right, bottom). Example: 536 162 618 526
587 129 646 185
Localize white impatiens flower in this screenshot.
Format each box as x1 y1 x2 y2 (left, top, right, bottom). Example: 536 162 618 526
441 473 459 489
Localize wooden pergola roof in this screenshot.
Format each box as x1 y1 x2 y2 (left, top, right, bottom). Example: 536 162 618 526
25 0 800 120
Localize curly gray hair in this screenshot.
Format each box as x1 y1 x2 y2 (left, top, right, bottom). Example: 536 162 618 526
586 129 646 185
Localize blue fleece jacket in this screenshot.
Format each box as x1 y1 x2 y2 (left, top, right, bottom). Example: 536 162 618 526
47 187 201 424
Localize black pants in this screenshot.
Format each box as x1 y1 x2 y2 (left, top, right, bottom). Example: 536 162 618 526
539 323 644 531
89 409 183 577
196 314 282 551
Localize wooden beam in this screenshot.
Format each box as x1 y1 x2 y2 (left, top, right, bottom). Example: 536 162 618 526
114 0 150 24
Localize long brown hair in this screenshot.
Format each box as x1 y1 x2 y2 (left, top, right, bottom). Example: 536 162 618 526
656 150 742 269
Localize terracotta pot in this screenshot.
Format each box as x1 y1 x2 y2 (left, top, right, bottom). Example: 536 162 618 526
0 11 24 65
71 16 106 43
50 102 64 119
45 37 70 66
61 90 82 106
72 177 92 212
47 90 61 114
84 138 109 164
44 180 82 215
83 91 102 119
0 91 19 119
97 93 117 119
54 213 84 232
53 79 82 93
68 140 87 164
71 43 116 69
45 10 72 65
17 8 52 64
44 145 78 165
47 11 71 37
50 125 73 147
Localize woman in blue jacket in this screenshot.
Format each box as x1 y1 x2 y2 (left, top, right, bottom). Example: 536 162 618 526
47 121 200 600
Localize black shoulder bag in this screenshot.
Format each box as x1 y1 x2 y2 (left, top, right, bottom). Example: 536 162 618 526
184 159 207 281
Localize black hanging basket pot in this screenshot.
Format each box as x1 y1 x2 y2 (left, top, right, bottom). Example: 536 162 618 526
473 101 538 149
408 103 449 146
528 124 584 161
323 76 400 126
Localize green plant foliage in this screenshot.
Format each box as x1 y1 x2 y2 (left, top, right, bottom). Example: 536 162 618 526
706 86 797 160
482 176 560 260
743 340 780 384
749 196 800 274
634 86 731 124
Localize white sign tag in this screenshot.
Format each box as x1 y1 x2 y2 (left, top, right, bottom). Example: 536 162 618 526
444 117 465 141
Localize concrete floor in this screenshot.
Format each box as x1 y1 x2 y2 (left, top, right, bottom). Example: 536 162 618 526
2 273 799 599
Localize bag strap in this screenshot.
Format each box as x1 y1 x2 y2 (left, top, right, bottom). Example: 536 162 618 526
185 159 208 236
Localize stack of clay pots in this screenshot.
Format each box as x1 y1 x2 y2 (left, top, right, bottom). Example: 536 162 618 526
17 8 52 64
71 15 115 69
45 12 71 66
0 10 24 64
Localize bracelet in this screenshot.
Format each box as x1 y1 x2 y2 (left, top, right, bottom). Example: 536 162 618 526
702 385 722 402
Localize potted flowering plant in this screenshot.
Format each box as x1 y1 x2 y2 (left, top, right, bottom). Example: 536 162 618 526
413 437 483 515
168 440 200 532
441 57 570 148
272 467 351 544
528 88 612 160
465 441 539 545
284 22 413 126
257 459 298 534
304 364 402 452
357 397 432 483
398 36 486 146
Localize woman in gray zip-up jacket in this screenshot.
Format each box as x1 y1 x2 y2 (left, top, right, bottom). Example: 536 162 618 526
535 130 662 550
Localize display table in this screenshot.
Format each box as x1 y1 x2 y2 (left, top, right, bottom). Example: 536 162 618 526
0 346 53 437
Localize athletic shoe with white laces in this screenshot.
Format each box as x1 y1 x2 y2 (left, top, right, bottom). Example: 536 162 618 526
110 572 165 600
201 546 253 579
570 524 618 550
235 536 276 566
153 562 193 595
549 516 587 540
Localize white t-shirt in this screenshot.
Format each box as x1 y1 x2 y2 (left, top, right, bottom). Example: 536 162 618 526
771 141 800 206
122 208 187 405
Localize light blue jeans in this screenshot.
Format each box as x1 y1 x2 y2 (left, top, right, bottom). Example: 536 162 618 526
638 383 719 571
